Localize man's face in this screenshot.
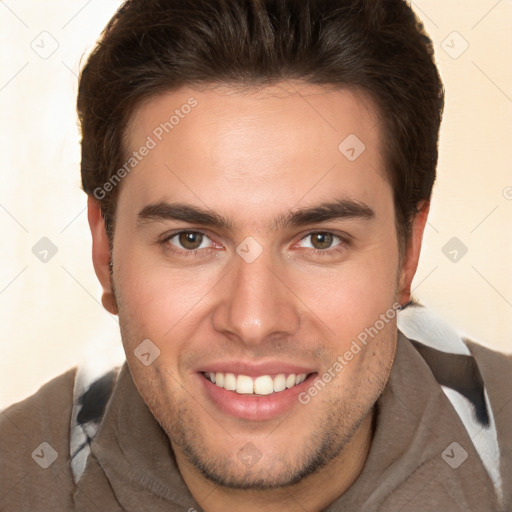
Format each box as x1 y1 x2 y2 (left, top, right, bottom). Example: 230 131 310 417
105 83 405 488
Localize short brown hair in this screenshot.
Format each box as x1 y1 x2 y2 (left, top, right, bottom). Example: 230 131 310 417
78 0 444 248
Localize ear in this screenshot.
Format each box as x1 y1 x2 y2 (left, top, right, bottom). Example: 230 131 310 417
398 201 430 306
87 196 118 315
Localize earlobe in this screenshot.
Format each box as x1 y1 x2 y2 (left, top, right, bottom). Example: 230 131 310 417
87 196 118 315
398 201 430 306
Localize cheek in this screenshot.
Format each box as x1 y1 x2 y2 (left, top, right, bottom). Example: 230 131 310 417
113 247 220 344
292 249 399 343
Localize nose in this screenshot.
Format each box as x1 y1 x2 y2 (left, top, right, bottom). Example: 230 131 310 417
211 249 301 347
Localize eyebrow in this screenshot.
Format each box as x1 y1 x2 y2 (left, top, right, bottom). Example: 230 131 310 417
137 198 375 231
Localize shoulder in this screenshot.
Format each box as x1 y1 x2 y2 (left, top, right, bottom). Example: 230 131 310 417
398 301 512 508
398 300 512 385
0 366 77 442
465 340 512 508
464 338 512 422
465 337 512 377
0 367 77 510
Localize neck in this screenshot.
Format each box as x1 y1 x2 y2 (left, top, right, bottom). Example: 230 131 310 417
175 408 375 512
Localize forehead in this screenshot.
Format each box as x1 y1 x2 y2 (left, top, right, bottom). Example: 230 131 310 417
119 82 391 224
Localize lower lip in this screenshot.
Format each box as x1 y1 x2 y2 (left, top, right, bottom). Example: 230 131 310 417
198 373 316 421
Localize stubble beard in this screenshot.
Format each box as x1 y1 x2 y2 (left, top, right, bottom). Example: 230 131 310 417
113 276 395 491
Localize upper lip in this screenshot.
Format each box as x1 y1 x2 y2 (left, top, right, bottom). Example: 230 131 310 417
197 361 316 377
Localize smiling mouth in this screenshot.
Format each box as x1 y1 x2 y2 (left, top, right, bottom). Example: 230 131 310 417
201 371 314 396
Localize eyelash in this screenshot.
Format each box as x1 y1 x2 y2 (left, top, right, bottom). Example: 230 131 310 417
160 230 348 258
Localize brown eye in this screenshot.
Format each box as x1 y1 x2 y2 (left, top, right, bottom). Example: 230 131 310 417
177 232 204 250
310 232 334 250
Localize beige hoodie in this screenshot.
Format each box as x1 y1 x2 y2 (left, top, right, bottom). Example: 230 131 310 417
1 332 511 511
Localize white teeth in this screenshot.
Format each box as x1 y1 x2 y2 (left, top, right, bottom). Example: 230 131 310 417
254 375 274 395
224 373 236 391
236 375 254 394
273 374 286 392
205 371 309 395
286 374 296 388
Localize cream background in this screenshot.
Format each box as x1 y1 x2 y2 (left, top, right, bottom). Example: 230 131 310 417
1 1 511 409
